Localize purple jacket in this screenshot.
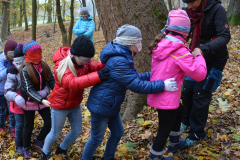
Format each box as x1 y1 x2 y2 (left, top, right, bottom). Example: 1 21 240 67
147 34 207 110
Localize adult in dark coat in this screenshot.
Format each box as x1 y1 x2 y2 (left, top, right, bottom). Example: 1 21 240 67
181 0 231 146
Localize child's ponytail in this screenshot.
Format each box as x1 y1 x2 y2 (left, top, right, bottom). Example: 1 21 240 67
148 33 166 55
57 55 77 83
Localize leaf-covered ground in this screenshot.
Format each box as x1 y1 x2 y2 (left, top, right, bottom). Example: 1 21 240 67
0 23 239 160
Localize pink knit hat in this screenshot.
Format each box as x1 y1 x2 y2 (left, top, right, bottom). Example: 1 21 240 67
161 9 191 36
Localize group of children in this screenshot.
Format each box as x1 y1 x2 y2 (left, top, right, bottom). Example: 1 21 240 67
0 9 207 160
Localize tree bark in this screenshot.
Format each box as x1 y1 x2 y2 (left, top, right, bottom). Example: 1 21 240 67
56 0 74 46
1 0 10 40
23 0 28 31
168 0 172 11
227 0 240 26
19 4 23 27
13 0 17 28
47 0 52 23
43 0 47 24
95 0 168 122
82 0 86 7
63 0 66 22
32 0 37 40
91 0 96 31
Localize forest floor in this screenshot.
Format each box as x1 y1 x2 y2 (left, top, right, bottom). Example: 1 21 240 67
0 22 239 160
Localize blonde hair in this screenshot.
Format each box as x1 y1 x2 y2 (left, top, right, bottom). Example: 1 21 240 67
57 54 77 83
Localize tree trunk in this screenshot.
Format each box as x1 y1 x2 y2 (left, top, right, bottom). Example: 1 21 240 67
82 0 86 7
23 0 28 31
13 0 17 28
43 0 47 24
95 0 168 122
63 0 66 22
91 0 96 31
19 5 23 27
1 1 10 40
47 0 52 23
32 0 37 40
56 0 74 46
168 0 172 11
227 0 240 26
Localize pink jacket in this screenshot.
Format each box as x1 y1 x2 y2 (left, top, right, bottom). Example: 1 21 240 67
147 34 207 110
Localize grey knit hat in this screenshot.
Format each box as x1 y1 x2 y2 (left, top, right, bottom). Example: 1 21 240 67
116 24 142 39
80 7 89 15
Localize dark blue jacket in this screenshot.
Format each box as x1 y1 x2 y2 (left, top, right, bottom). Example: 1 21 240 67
187 0 231 62
87 42 165 117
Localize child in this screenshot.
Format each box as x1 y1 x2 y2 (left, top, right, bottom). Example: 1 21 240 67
81 24 178 160
0 39 17 135
40 35 109 160
20 40 55 157
147 9 207 160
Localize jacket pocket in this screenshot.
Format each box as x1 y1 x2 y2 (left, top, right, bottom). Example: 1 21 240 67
203 68 223 92
112 95 125 110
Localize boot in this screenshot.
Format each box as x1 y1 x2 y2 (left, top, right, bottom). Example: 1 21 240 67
101 157 116 160
40 151 51 160
35 139 44 149
16 146 23 154
55 146 67 155
150 153 174 160
168 131 186 153
23 148 33 158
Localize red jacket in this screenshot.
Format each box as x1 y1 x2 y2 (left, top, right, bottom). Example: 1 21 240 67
49 47 105 110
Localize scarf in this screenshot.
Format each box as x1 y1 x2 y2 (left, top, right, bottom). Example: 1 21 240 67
188 0 208 50
13 56 25 70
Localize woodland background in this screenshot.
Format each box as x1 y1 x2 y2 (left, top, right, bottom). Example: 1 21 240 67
0 0 240 159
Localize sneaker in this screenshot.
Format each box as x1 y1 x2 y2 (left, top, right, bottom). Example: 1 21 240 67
23 148 33 158
55 146 67 155
10 128 15 137
35 140 44 149
184 138 198 147
150 155 174 160
16 146 23 154
168 138 186 153
180 123 188 132
40 151 51 160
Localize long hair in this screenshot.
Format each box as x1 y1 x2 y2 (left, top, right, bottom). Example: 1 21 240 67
20 60 51 84
57 55 77 83
148 29 187 55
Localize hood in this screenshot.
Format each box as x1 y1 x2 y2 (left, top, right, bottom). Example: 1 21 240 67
53 47 71 64
204 0 221 11
100 42 133 64
80 13 93 21
152 35 186 61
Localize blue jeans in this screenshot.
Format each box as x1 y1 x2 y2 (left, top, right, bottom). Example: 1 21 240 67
81 113 124 160
14 114 24 147
0 95 15 128
42 105 82 155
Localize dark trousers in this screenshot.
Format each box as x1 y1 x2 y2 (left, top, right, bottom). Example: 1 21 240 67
152 104 184 152
182 59 227 140
23 107 51 148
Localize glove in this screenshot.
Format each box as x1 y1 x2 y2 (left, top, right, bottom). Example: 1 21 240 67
7 66 18 74
98 67 110 81
15 95 25 107
37 90 48 98
164 78 178 92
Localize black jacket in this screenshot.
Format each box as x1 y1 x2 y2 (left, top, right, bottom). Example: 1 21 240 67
186 0 231 62
20 64 55 104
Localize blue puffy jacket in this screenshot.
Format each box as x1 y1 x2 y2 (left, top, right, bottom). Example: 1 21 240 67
0 53 13 95
87 42 165 117
73 14 95 42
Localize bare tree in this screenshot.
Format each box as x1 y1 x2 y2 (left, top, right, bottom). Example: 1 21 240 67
168 0 172 11
47 0 52 23
32 0 37 40
1 0 10 40
95 0 168 122
56 0 74 46
19 4 23 27
23 0 28 31
91 0 96 31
